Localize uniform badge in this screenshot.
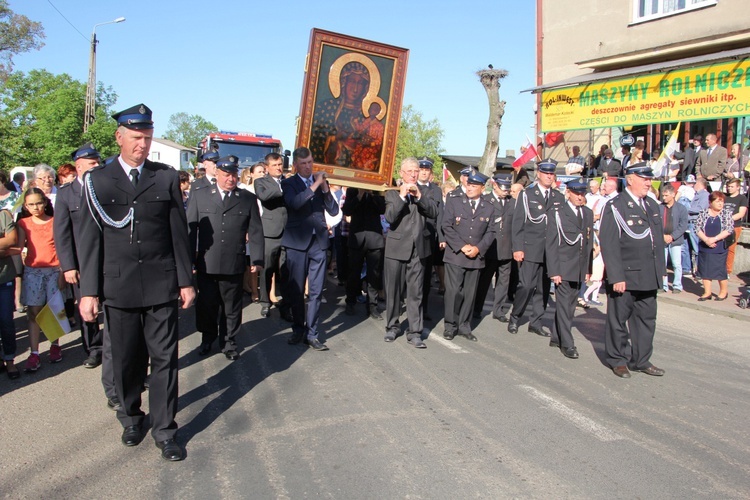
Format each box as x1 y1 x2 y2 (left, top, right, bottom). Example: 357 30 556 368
538 204 543 210
139 105 146 114
587 227 591 238
494 217 501 223
627 201 634 208
211 188 217 194
637 220 643 225
455 216 461 225
627 220 633 226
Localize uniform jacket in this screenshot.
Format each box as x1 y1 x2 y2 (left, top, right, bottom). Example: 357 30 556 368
187 185 264 275
599 190 666 291
190 175 213 192
441 195 495 269
254 175 287 239
483 192 514 260
417 181 442 243
384 186 439 261
342 188 385 250
280 174 338 251
696 145 728 180
511 185 563 263
545 202 594 282
53 179 86 273
78 158 192 308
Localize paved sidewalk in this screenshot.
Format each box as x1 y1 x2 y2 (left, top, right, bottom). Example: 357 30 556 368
657 272 750 322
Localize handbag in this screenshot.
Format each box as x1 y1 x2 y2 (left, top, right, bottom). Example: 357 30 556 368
724 229 736 248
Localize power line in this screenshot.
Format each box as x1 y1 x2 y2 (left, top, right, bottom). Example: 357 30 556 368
46 0 89 43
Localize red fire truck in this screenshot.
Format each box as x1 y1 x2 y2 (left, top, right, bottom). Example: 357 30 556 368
197 131 288 169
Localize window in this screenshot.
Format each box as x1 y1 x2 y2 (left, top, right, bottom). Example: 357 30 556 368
150 151 160 161
632 0 716 23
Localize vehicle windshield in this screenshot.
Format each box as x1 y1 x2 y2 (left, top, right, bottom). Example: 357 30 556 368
213 141 278 167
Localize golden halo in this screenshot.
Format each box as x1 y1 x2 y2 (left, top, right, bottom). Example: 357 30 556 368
328 53 385 120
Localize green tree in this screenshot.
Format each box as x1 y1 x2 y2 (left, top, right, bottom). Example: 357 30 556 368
163 112 216 148
395 104 444 179
0 69 118 170
0 1 45 80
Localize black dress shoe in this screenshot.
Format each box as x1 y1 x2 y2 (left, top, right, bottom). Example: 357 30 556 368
638 365 665 376
612 366 631 378
407 335 426 348
443 331 455 340
224 349 239 360
121 425 143 447
156 438 184 461
528 326 550 337
305 338 329 351
260 306 270 317
198 342 212 356
460 332 478 342
561 346 579 359
82 354 102 369
507 322 518 334
288 331 304 345
280 308 294 322
493 314 509 323
549 340 560 348
384 329 397 342
107 397 123 411
369 307 383 320
697 295 712 301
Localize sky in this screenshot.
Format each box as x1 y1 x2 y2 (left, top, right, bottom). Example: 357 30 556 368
10 0 537 159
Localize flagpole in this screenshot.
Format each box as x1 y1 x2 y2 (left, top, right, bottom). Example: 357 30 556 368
526 134 541 161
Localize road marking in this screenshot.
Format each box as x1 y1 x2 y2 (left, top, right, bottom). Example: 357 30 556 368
426 330 469 353
520 385 624 442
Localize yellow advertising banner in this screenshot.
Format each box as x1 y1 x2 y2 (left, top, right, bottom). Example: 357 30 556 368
540 58 750 132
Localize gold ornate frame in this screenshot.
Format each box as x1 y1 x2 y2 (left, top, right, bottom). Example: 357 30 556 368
296 29 409 190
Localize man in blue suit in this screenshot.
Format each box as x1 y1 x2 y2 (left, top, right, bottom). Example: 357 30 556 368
281 147 339 351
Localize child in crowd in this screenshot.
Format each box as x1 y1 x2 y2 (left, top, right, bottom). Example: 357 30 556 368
15 188 65 371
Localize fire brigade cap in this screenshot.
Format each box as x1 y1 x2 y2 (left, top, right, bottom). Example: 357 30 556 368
418 156 434 169
216 155 240 173
467 171 489 185
537 158 558 174
685 174 697 184
459 166 474 176
71 142 101 161
111 103 154 130
625 162 654 179
566 179 588 193
199 151 220 163
493 175 511 190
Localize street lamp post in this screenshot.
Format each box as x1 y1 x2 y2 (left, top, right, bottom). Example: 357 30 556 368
84 17 125 133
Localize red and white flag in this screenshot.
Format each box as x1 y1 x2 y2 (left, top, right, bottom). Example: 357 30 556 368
512 141 539 168
443 164 455 183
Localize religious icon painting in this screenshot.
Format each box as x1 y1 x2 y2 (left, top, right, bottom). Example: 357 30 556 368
296 29 409 190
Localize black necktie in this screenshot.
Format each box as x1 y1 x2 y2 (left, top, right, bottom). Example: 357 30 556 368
577 207 583 225
223 190 231 207
129 168 139 188
470 200 477 213
543 190 549 205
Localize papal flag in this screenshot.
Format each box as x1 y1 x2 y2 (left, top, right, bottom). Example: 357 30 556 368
651 123 681 178
36 289 71 342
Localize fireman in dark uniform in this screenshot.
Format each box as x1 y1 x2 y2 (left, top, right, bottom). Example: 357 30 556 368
508 159 563 336
416 156 443 321
441 171 495 341
474 176 514 322
599 163 666 378
546 179 594 359
187 155 264 360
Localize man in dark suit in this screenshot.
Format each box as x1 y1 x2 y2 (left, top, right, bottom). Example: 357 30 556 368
441 171 495 341
187 155 264 360
6 172 24 192
673 135 702 181
508 159 563 336
253 152 289 319
54 143 104 368
383 157 439 347
599 163 666 378
696 133 727 182
342 187 385 319
598 149 622 178
78 104 195 461
416 156 442 321
191 151 219 191
281 147 338 351
546 179 594 360
474 176 514 322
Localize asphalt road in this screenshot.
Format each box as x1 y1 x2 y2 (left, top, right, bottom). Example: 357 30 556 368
2 283 749 499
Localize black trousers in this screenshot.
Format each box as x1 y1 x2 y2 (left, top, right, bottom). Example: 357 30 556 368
551 280 580 349
346 245 383 308
421 253 434 315
604 286 657 370
474 257 512 318
105 300 179 442
71 281 102 356
384 246 424 335
260 237 286 307
444 263 480 335
196 272 243 352
510 259 549 330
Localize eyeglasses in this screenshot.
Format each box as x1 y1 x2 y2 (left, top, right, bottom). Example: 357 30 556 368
26 202 45 207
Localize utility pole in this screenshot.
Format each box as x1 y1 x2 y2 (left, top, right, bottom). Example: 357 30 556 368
83 17 125 133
